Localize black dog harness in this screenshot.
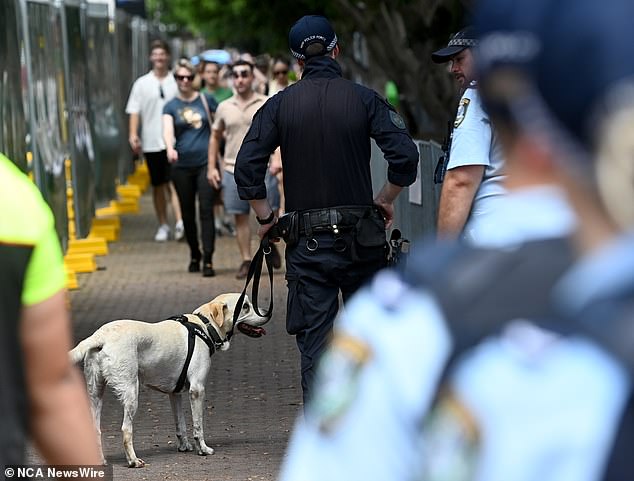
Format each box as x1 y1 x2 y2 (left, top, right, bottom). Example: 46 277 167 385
168 313 225 393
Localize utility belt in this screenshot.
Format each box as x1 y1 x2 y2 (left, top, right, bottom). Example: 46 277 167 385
269 205 387 257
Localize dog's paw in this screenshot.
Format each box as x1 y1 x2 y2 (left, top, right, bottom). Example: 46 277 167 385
177 440 194 452
128 458 146 468
196 445 214 456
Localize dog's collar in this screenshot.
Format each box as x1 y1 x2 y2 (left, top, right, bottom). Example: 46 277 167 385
193 313 226 350
168 314 226 353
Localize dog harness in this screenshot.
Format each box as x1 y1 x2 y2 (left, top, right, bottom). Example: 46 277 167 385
169 313 225 393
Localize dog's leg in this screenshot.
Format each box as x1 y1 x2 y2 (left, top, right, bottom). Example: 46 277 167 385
121 379 145 467
189 383 214 455
168 393 193 452
85 358 107 465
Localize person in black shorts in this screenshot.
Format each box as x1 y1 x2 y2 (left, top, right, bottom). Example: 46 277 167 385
126 39 184 242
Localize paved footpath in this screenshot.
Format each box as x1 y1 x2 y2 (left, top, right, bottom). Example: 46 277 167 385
30 193 302 481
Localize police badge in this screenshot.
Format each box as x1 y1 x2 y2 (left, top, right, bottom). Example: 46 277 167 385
454 98 471 128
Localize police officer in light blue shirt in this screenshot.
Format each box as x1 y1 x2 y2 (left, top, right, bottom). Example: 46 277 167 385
278 1 634 480
432 27 506 243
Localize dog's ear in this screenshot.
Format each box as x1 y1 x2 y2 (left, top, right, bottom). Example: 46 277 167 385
209 302 226 327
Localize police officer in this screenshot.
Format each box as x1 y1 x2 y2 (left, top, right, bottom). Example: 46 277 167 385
278 1 634 480
432 27 506 243
234 15 419 403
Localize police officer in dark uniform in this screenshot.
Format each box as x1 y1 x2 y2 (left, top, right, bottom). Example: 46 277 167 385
234 15 419 403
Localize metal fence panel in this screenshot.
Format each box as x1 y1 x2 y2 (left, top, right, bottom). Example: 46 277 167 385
0 0 29 172
86 0 122 204
61 0 96 238
115 9 135 181
22 0 69 245
370 138 440 242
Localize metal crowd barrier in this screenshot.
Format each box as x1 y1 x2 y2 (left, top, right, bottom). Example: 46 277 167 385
1 0 157 251
370 139 443 243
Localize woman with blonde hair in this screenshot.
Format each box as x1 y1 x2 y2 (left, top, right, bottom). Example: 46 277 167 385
163 59 218 276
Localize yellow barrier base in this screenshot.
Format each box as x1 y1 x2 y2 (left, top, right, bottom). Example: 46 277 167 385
67 237 108 256
112 197 139 214
95 205 119 217
127 173 149 192
66 268 79 290
64 252 97 273
90 216 120 241
89 225 118 242
117 184 142 199
93 215 121 229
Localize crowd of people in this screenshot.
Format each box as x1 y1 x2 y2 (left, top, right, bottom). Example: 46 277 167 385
126 40 295 278
4 4 634 479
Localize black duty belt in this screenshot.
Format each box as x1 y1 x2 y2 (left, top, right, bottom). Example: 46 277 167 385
298 205 378 235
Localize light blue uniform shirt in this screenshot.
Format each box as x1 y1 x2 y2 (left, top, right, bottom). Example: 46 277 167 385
280 187 610 481
447 86 506 243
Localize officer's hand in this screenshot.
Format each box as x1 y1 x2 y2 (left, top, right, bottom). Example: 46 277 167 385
257 219 278 240
374 199 395 230
208 168 221 189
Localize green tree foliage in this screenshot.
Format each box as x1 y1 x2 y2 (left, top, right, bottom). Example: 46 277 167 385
148 0 335 55
148 0 469 138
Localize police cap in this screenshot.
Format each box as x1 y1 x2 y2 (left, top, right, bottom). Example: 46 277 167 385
289 15 338 60
431 26 478 64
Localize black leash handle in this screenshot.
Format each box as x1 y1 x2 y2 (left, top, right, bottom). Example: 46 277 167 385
230 237 274 337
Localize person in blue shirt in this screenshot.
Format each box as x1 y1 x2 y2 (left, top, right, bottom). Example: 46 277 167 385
432 27 506 243
278 1 634 480
163 59 219 277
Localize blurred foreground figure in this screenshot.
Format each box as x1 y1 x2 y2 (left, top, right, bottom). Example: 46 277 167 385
0 153 101 467
279 1 634 480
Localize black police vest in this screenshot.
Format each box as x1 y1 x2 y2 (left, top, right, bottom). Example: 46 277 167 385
403 238 633 479
275 62 374 211
0 243 32 466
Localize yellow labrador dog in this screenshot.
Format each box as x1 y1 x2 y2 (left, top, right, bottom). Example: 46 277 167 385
70 293 268 467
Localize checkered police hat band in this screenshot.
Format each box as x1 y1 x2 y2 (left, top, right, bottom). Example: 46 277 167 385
448 38 478 48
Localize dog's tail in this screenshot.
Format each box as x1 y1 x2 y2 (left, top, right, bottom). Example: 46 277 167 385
69 335 104 364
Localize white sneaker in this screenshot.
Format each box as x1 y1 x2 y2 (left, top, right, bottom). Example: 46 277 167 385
174 220 185 241
154 224 170 242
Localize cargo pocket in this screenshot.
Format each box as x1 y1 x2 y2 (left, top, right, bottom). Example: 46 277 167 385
286 276 307 335
355 214 387 248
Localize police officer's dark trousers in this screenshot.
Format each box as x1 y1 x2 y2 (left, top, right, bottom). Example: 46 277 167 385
285 230 386 405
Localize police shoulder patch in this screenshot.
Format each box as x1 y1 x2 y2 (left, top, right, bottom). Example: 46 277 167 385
454 98 471 128
389 110 407 129
306 332 372 434
420 386 480 479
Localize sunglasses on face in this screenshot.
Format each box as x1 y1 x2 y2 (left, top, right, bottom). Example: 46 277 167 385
232 70 251 79
174 74 194 82
274 70 288 76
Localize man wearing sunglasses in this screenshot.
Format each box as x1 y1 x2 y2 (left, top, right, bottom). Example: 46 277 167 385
208 60 282 279
126 39 184 243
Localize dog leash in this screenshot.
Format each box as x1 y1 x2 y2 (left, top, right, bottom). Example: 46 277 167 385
230 236 275 339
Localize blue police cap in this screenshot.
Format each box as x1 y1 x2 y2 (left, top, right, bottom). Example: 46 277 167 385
289 15 338 60
431 26 478 64
476 0 634 150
